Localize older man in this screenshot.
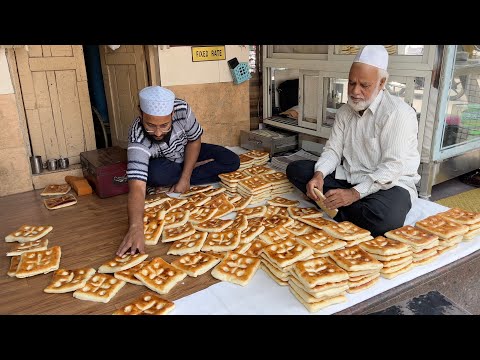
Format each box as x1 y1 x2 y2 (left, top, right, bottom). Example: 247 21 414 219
117 86 240 256
286 45 421 237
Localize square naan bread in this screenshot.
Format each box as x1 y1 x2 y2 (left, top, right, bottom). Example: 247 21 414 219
15 246 62 278
329 246 383 272
5 224 53 243
134 257 187 295
73 273 126 303
171 252 221 277
113 292 175 315
211 252 261 286
114 261 149 285
167 232 208 256
6 238 48 256
40 184 71 196
262 238 313 268
98 253 149 273
44 268 96 293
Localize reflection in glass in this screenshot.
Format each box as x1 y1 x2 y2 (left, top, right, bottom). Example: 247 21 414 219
272 45 328 55
322 77 348 127
441 46 480 148
334 45 424 56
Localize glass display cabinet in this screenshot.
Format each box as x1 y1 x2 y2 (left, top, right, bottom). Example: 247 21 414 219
262 45 434 154
419 45 480 198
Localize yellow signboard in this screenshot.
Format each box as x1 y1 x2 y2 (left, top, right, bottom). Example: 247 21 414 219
191 46 226 62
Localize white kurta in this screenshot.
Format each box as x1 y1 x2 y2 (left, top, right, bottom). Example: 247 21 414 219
314 90 421 204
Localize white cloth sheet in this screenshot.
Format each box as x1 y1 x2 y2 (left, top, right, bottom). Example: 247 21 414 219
166 147 480 315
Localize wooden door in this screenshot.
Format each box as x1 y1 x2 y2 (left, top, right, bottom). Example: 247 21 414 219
99 45 149 148
15 45 96 165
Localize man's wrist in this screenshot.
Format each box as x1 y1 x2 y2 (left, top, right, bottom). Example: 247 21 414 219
130 223 143 230
314 171 324 179
350 188 360 201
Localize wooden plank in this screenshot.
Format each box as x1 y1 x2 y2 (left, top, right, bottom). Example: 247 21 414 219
0 190 220 314
55 70 85 157
145 45 160 85
25 109 46 160
42 45 52 57
32 71 59 159
29 57 76 72
116 65 135 144
28 45 43 57
31 72 51 108
6 49 32 156
14 48 36 110
38 107 60 159
50 45 72 57
123 45 134 52
134 45 148 92
72 45 87 82
77 80 96 151
105 52 136 65
46 71 68 158
99 46 119 147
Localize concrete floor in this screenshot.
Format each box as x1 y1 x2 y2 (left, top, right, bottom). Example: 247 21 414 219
350 176 480 315
429 177 477 201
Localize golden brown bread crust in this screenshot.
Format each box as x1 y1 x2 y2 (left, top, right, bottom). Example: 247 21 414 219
5 224 53 242
329 246 383 272
359 236 411 256
98 253 149 273
322 221 371 241
211 252 261 286
134 257 187 295
40 184 71 196
415 215 469 239
15 246 62 278
73 273 125 303
171 252 221 277
113 292 175 315
6 238 49 256
44 268 96 293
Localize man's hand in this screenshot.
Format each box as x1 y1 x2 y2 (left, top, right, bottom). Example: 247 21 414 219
116 225 145 257
306 171 324 201
170 177 190 194
323 188 360 209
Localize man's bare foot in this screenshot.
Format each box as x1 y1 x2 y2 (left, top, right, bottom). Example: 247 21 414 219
194 159 214 168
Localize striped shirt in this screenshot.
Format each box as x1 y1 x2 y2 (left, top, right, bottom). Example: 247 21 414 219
314 90 421 204
127 98 203 182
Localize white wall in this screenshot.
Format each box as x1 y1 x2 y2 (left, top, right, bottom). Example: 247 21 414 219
0 49 14 94
158 45 249 86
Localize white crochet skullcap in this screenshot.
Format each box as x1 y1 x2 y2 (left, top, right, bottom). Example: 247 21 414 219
139 86 175 116
353 45 389 70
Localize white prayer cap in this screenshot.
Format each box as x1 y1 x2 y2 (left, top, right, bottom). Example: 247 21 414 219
353 45 389 70
139 86 175 116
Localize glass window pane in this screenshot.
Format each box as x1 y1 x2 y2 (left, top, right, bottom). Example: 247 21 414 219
272 45 328 55
441 46 480 149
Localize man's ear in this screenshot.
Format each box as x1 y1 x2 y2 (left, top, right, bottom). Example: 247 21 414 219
379 77 386 90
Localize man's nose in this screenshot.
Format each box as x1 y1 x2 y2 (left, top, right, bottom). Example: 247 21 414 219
351 85 361 95
154 127 163 136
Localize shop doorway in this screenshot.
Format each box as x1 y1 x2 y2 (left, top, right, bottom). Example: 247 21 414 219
83 45 151 149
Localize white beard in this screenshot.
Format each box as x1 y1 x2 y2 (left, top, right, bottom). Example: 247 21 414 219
347 87 380 112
